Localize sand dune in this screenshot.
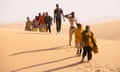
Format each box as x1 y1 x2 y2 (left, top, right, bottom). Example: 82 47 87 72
90 20 120 41
0 20 120 72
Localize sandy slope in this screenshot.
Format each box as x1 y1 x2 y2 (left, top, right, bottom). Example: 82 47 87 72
0 21 120 72
90 20 120 41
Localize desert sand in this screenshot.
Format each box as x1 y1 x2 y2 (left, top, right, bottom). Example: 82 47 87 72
0 20 120 72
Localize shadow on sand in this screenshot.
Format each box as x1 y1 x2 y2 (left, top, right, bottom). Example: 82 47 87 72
16 32 55 35
10 55 77 72
9 45 68 56
43 61 87 72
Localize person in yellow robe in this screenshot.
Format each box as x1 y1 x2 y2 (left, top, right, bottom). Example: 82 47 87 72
74 23 83 56
81 25 98 63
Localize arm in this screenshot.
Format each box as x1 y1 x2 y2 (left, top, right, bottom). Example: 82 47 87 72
54 9 56 23
91 32 97 47
49 16 53 25
61 9 65 22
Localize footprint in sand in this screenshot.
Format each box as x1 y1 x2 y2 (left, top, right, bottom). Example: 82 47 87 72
109 68 116 72
95 66 104 72
76 67 82 70
116 67 120 72
95 69 101 72
66 50 71 52
76 63 119 72
91 64 114 72
85 64 92 68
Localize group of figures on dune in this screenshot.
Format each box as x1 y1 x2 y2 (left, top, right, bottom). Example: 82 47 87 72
25 12 52 33
25 4 98 63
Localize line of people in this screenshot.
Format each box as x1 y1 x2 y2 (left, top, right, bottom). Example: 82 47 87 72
25 4 64 34
65 11 98 63
25 3 98 63
25 12 52 33
75 24 98 63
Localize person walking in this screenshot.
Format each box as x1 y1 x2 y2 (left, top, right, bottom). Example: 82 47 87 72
81 25 97 63
64 11 77 46
44 12 52 33
74 23 83 56
54 4 64 33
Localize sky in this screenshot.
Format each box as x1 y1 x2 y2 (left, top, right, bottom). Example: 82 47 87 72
0 0 120 24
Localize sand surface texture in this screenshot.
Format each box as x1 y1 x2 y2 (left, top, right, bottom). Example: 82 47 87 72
0 20 120 72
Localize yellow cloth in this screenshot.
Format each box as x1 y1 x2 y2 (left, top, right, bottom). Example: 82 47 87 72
32 28 39 32
82 30 98 53
74 28 82 44
82 31 96 48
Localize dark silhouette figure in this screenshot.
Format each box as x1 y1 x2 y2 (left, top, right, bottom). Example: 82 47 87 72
54 4 64 33
81 25 97 63
25 17 32 31
44 12 52 33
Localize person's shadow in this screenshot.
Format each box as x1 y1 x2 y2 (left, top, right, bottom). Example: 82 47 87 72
43 61 86 72
9 45 68 56
10 55 82 72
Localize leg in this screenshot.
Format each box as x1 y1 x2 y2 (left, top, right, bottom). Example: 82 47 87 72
44 24 46 32
25 26 27 31
69 28 72 46
39 24 42 32
59 19 61 32
76 43 80 56
41 24 44 32
46 23 48 32
56 20 59 33
39 27 40 32
48 24 51 33
76 43 82 56
82 47 87 62
80 48 82 55
79 44 82 55
69 28 74 46
86 46 92 61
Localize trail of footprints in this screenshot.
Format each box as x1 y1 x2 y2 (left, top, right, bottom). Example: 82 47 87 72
76 63 120 72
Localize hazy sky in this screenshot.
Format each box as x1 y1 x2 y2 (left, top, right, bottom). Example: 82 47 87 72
0 0 120 24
